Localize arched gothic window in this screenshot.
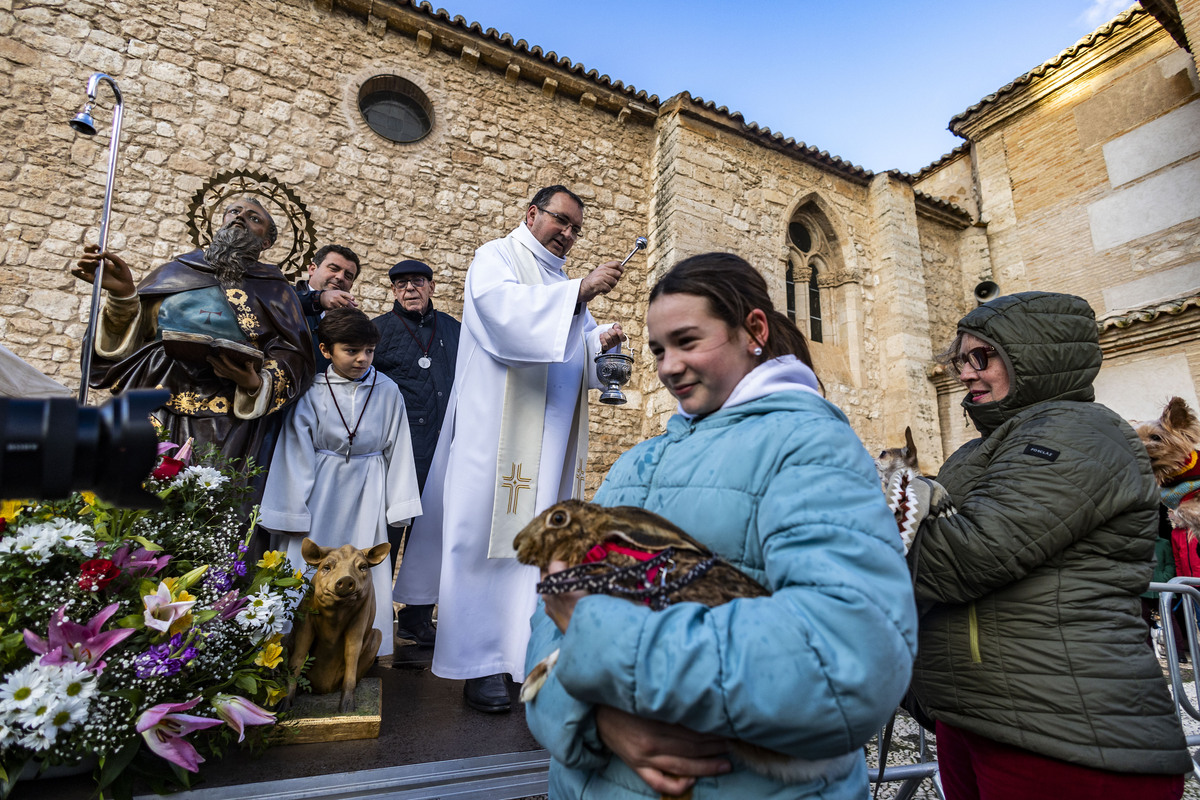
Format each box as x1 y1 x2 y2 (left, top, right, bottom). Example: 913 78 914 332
786 216 832 343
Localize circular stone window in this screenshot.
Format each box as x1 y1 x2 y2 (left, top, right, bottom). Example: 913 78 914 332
358 75 433 143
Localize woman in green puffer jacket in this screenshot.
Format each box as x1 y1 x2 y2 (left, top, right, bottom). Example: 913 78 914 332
911 291 1190 800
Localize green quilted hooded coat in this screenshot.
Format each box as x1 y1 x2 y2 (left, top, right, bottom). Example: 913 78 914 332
911 291 1190 774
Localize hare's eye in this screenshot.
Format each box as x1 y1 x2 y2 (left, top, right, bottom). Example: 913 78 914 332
548 510 569 528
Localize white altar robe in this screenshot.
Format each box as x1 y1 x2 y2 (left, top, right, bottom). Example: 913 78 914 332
395 223 611 681
260 366 422 658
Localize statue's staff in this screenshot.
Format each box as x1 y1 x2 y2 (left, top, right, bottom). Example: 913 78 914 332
69 73 124 404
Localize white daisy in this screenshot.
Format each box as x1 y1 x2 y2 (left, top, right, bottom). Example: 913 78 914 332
0 663 49 713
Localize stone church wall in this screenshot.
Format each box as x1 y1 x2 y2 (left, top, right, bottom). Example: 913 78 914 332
0 0 659 488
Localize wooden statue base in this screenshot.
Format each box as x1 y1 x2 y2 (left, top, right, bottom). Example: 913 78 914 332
272 677 382 744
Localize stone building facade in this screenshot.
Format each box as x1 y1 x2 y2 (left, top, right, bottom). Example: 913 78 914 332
1 0 1198 481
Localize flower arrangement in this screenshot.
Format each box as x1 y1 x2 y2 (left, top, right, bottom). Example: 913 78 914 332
0 441 304 798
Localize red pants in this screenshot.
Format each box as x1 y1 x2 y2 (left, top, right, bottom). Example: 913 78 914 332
935 721 1184 800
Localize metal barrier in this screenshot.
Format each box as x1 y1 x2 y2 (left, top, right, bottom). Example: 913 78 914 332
1151 578 1200 780
868 713 944 800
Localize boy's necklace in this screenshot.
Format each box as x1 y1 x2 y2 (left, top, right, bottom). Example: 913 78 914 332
325 366 378 462
393 308 437 369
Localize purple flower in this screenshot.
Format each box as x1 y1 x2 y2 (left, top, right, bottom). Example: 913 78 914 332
212 590 248 621
205 569 234 594
136 697 222 772
111 544 172 579
133 633 198 678
232 561 247 577
134 644 182 678
23 603 135 673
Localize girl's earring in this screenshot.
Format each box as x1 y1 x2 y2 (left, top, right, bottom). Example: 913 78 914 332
753 347 763 357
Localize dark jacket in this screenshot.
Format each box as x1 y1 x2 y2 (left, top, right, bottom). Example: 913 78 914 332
372 302 460 489
292 281 328 372
911 291 1190 774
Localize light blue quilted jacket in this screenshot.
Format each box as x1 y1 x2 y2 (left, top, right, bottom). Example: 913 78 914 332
524 390 918 799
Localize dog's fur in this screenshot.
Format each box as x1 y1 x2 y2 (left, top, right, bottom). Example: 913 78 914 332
1136 397 1200 536
876 426 920 485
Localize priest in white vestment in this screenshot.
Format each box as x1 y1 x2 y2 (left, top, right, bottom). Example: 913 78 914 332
394 185 625 712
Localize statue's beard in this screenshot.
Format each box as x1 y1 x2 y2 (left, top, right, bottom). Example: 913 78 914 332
204 224 264 284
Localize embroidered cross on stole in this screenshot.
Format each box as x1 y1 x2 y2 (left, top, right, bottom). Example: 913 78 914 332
487 234 589 558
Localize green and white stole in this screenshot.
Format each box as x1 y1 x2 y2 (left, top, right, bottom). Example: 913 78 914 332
487 234 589 558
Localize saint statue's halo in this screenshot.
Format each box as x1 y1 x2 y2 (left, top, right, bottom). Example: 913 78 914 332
187 169 316 280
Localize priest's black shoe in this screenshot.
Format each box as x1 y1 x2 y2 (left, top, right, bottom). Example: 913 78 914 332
395 619 436 647
463 674 511 713
395 604 436 647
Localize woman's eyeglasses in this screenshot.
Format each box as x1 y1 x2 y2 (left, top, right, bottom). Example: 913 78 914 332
952 345 997 373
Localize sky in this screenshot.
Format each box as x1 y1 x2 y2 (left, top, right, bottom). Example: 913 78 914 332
431 0 1136 174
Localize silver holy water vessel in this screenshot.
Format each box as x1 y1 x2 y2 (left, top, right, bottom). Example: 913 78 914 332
595 352 634 405
593 236 646 406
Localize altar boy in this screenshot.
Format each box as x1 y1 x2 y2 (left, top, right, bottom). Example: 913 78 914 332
259 308 421 657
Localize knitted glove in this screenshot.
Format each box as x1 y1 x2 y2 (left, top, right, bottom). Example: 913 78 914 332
885 470 956 554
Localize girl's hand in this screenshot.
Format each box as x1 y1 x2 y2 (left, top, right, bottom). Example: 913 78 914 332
595 705 733 795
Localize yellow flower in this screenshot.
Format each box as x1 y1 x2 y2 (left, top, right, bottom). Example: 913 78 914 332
176 589 196 604
79 491 97 506
168 613 194 637
0 499 29 519
265 686 287 705
257 551 286 570
292 569 304 581
255 641 283 669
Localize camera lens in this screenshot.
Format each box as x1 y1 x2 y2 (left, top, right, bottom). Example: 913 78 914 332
0 389 169 507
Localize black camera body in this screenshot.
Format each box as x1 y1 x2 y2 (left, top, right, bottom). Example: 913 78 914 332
0 389 169 508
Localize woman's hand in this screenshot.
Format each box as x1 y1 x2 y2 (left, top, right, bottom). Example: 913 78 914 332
540 559 586 633
595 705 733 795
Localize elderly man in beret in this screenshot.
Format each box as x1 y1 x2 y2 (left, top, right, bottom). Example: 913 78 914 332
372 259 461 647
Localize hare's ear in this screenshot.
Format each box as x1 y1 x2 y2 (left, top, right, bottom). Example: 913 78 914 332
603 507 709 554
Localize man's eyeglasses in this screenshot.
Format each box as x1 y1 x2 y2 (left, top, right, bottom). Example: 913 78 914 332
537 207 583 237
951 345 997 373
392 276 428 288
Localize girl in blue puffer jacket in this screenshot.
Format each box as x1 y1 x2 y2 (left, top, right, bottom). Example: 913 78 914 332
524 253 918 799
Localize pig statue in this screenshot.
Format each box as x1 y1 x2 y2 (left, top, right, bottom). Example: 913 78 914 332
287 538 391 713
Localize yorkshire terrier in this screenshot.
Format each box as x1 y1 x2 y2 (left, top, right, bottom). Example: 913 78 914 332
1136 397 1200 537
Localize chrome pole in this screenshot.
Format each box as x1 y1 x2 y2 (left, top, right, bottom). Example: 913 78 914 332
70 73 124 404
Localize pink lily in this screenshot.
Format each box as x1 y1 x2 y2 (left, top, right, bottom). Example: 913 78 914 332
143 582 197 633
111 544 172 578
23 603 135 672
136 697 222 772
211 694 275 742
211 590 248 621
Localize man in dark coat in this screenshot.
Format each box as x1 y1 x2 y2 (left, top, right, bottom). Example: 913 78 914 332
73 196 314 469
293 243 361 371
372 258 461 646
